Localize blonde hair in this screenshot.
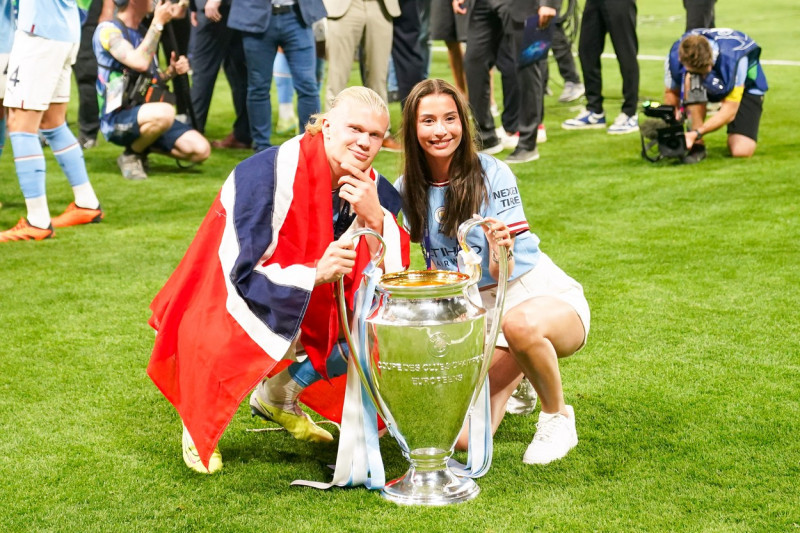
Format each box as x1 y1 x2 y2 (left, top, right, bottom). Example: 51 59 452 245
305 86 389 134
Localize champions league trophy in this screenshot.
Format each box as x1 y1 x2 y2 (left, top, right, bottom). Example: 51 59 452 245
338 218 509 506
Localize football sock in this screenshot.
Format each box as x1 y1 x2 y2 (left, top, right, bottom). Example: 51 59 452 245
24 196 51 229
10 132 50 228
288 342 349 388
40 123 99 209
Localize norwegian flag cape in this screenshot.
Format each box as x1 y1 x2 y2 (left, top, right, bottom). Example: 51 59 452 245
147 132 409 468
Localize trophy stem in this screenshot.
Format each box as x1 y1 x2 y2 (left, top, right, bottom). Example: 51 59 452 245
381 452 480 506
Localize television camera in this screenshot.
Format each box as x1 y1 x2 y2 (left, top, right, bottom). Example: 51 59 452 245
639 101 687 162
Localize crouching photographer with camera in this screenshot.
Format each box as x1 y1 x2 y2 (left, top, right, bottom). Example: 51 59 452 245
664 28 768 163
93 0 210 180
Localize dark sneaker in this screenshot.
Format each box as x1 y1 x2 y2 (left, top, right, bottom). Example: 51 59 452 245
506 147 540 164
479 139 504 155
682 143 707 164
78 135 97 150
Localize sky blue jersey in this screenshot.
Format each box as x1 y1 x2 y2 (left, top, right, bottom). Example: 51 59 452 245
396 153 541 288
17 0 80 43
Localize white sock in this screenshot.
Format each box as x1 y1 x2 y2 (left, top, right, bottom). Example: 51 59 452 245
259 370 304 410
72 182 100 210
25 196 51 228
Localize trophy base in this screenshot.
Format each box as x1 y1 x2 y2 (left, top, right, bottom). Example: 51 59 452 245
381 465 479 506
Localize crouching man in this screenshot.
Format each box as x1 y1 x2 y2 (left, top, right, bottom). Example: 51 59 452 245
94 0 210 180
147 86 410 474
664 28 768 162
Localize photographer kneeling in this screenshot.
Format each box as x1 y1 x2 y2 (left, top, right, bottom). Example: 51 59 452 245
94 0 210 180
664 28 768 163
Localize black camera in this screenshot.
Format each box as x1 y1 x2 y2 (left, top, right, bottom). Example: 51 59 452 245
684 73 708 106
640 102 687 162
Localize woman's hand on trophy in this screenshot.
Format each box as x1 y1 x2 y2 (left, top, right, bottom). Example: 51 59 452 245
479 217 514 256
315 238 357 285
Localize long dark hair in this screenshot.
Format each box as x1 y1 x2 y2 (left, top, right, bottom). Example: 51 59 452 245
400 79 486 242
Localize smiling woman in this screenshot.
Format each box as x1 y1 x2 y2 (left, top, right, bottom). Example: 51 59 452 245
395 78 591 466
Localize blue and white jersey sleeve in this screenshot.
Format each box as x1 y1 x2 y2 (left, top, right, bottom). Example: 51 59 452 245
17 0 80 43
473 154 540 286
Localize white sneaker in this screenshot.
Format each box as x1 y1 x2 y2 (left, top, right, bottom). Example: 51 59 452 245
607 113 639 135
506 378 538 415
558 81 585 103
537 123 547 144
562 109 606 130
522 405 578 465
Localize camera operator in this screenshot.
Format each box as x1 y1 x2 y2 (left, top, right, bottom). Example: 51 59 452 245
93 0 210 180
664 28 768 163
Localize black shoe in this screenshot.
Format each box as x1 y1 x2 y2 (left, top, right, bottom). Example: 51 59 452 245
682 144 707 164
506 147 540 164
78 135 97 150
479 138 504 155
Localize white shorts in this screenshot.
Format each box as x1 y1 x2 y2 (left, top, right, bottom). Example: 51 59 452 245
0 53 8 98
479 252 591 350
3 31 79 111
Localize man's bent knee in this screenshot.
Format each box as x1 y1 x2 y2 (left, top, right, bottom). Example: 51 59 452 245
728 134 756 158
139 102 176 134
175 130 211 162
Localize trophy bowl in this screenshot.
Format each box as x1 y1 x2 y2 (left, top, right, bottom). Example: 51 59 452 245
339 220 508 506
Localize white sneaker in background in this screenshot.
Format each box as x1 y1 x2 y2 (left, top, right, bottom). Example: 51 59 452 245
607 113 639 135
506 378 538 415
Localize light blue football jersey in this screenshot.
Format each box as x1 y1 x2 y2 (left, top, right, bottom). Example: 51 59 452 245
17 0 80 43
397 153 541 288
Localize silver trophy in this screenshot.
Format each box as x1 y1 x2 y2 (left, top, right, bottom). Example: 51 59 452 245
338 219 508 505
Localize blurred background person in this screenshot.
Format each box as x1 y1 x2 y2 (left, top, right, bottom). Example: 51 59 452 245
94 0 210 180
189 0 252 149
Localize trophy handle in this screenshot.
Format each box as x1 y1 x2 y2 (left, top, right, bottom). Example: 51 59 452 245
336 228 388 420
456 217 510 404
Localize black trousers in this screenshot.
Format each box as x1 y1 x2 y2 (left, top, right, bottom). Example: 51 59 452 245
71 0 102 139
160 17 192 118
188 6 251 143
549 20 581 85
684 0 716 31
391 0 427 105
464 0 544 151
577 0 639 117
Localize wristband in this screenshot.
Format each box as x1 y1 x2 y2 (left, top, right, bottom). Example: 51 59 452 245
694 129 703 140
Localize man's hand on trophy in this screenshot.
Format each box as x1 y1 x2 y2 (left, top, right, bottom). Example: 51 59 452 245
315 238 357 286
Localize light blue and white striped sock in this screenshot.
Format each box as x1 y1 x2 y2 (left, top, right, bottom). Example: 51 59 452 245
9 132 49 227
40 123 99 209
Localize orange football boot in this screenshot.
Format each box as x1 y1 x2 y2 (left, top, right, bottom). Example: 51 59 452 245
51 202 104 228
0 218 54 242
